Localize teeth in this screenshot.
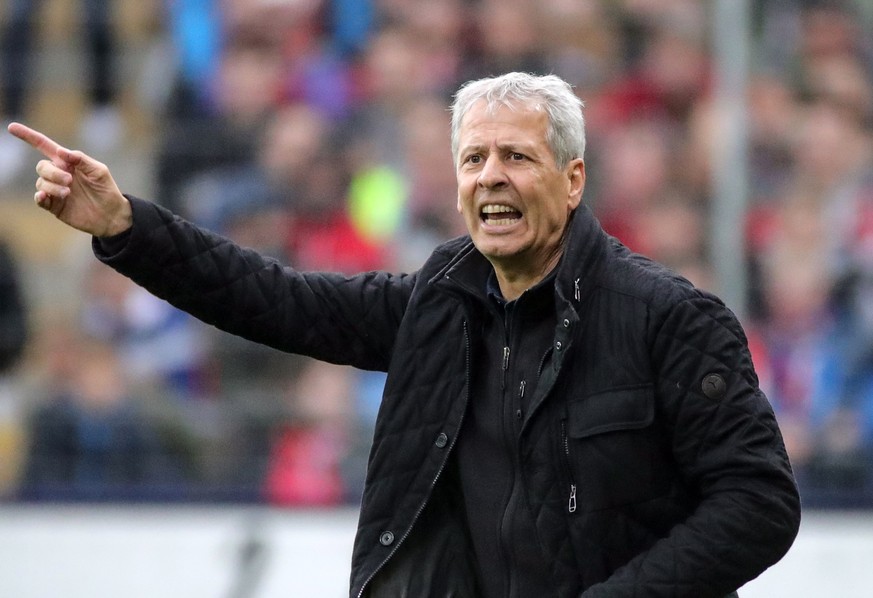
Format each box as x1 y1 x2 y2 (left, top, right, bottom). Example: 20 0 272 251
482 204 516 214
481 204 520 226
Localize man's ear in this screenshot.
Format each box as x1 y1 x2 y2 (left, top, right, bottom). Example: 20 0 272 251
567 159 585 211
457 194 463 213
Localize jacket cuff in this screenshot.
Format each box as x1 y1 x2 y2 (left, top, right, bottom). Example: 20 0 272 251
91 194 161 263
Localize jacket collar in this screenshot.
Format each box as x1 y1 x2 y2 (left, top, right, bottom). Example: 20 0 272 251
553 203 608 307
432 203 608 308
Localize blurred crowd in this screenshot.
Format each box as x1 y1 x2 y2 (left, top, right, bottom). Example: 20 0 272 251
1 0 872 509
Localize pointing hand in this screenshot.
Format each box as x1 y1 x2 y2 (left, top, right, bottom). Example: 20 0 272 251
7 122 132 237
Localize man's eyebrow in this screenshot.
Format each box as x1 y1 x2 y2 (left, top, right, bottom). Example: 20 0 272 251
459 140 536 154
457 143 486 157
496 140 539 155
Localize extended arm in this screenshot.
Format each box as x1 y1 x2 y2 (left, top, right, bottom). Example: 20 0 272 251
9 123 413 371
92 197 413 371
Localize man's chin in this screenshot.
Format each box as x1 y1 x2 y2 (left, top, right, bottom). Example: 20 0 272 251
476 243 526 266
472 229 523 253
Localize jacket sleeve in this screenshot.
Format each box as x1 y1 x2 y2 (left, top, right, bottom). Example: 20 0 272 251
93 196 414 372
582 294 801 597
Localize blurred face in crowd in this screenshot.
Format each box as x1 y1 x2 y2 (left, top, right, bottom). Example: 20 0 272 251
455 99 584 288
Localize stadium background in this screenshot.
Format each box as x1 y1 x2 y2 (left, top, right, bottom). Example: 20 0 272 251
1 0 872 595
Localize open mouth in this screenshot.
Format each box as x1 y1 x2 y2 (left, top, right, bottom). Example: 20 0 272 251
481 204 522 226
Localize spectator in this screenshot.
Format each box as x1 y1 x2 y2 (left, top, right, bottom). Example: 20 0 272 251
372 0 465 98
264 359 365 507
460 0 547 82
752 192 833 490
0 239 27 374
634 192 712 290
0 0 123 185
393 96 467 271
19 332 193 501
154 10 285 212
0 238 28 496
79 260 209 401
536 0 622 92
586 8 710 133
590 118 679 251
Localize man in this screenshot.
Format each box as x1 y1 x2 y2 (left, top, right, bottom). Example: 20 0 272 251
10 72 800 597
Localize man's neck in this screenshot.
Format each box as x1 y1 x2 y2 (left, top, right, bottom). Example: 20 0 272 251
492 250 562 301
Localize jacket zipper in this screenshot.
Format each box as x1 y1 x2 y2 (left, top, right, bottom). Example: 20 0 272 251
498 306 513 596
561 419 577 514
516 380 526 422
536 347 552 380
356 319 473 598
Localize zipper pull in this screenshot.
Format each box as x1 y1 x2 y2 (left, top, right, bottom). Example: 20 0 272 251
568 484 577 513
574 278 580 302
515 381 527 421
502 346 510 370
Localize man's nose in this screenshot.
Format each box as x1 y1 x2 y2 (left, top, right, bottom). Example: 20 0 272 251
478 154 508 188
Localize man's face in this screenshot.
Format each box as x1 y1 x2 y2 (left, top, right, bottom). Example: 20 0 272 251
456 100 584 278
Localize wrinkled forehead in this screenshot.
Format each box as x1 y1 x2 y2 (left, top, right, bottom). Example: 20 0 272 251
466 96 546 120
459 97 549 135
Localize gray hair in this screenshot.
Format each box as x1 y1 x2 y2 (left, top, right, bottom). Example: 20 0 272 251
450 72 586 169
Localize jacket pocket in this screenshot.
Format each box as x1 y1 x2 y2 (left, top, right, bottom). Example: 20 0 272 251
562 384 667 511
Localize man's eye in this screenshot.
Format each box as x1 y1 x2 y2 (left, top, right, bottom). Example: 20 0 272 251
466 155 481 164
510 152 525 161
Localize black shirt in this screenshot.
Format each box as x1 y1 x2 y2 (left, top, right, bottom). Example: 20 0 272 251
454 267 558 598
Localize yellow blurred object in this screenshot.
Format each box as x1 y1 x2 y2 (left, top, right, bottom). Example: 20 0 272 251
348 166 407 243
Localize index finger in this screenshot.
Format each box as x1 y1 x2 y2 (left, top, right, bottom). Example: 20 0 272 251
7 122 63 160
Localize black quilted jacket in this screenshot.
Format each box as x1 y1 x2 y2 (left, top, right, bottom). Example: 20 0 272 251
95 196 800 597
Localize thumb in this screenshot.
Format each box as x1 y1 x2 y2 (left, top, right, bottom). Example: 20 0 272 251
58 148 100 175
